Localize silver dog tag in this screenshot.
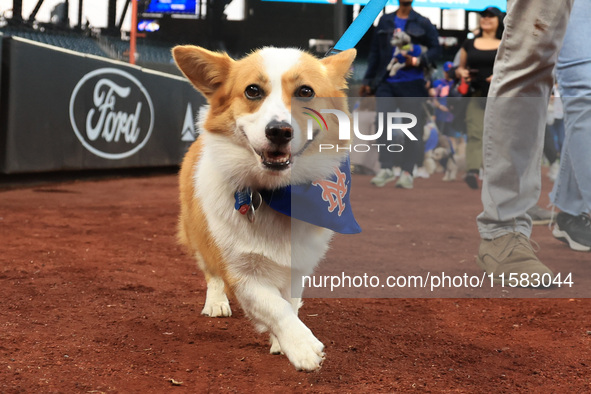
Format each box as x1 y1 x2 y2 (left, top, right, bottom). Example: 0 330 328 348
252 191 262 211
247 191 261 223
247 204 256 223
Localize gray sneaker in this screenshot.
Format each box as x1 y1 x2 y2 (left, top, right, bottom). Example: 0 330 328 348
395 171 414 189
370 168 396 187
527 205 555 225
477 232 554 287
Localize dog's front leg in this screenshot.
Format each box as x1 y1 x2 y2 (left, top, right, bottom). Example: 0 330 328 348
193 252 232 317
270 297 302 355
202 275 232 317
235 280 323 371
229 255 323 371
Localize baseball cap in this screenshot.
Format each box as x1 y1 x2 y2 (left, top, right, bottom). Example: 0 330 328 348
480 6 502 18
443 61 454 72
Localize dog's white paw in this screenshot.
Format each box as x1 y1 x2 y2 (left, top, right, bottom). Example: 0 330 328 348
269 334 283 355
278 327 325 371
201 301 232 317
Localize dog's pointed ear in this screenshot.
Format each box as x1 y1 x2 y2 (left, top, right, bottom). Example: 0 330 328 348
320 49 356 89
172 45 234 98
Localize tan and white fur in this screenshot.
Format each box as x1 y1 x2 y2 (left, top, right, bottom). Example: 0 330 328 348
172 46 356 371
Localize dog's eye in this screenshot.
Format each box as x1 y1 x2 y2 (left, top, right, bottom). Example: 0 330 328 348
295 85 315 100
245 84 263 100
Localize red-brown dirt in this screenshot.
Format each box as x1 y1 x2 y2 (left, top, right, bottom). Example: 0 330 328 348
1 171 590 393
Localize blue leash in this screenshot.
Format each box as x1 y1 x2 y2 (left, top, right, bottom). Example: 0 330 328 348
326 0 389 56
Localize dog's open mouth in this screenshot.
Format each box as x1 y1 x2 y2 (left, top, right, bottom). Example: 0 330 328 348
259 149 292 171
245 128 320 172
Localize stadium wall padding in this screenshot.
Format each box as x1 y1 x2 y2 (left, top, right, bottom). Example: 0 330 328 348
0 34 7 172
0 37 206 174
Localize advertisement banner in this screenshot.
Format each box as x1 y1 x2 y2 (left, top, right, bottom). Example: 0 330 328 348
1 37 205 174
0 34 5 171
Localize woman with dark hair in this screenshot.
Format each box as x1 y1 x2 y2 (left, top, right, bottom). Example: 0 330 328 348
455 7 504 189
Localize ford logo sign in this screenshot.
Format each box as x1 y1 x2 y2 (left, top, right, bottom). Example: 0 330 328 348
69 68 154 160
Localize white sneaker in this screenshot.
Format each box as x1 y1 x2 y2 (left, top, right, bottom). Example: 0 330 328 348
370 168 396 187
395 171 414 189
393 166 402 177
414 167 430 179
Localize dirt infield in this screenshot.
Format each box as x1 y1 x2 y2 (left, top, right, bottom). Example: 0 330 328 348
1 171 590 392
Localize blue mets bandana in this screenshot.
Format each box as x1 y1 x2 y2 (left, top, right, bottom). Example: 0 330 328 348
259 157 362 234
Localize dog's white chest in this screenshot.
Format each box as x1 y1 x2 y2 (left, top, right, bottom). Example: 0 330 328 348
194 143 332 274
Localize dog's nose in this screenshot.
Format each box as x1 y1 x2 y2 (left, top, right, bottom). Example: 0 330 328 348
265 121 293 145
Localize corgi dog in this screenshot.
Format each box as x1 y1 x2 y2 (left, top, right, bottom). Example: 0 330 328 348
172 46 357 371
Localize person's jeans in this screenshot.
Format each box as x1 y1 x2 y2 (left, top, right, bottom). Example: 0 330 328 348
550 0 591 216
477 0 575 239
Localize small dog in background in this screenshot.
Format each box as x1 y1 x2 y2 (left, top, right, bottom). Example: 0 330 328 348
432 146 459 181
386 29 427 77
421 120 462 181
172 45 357 371
421 120 439 176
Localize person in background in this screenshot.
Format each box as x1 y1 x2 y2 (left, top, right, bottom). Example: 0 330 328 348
428 61 465 181
430 63 465 149
455 6 504 190
430 62 456 139
361 0 440 189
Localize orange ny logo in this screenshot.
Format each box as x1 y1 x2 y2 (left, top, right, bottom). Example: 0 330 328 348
312 167 348 216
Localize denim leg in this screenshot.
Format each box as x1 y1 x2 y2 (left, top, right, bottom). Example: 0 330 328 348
550 0 591 215
477 0 574 239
